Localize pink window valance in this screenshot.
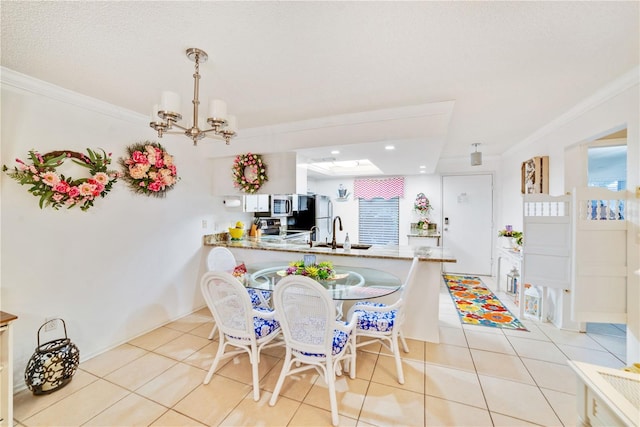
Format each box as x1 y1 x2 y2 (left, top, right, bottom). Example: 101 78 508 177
353 177 405 200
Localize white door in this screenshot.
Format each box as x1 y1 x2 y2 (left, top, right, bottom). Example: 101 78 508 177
442 174 493 275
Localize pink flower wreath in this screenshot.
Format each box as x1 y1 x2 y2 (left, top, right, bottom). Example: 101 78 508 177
232 152 268 193
119 141 179 197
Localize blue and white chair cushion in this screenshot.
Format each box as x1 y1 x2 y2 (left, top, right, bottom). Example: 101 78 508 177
247 289 272 307
294 328 351 358
228 308 280 340
353 302 397 333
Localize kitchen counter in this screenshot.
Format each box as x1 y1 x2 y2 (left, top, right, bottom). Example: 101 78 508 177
203 235 456 343
203 234 456 263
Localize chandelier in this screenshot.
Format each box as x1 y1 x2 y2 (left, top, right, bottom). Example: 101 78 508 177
150 48 237 146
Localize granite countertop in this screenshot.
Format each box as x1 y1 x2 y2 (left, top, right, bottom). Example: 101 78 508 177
407 231 442 237
203 234 456 263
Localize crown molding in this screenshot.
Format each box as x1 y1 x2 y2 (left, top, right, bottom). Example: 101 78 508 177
504 66 639 156
1 67 147 124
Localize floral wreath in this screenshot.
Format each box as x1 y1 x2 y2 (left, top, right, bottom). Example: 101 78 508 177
232 152 267 193
414 192 432 215
119 141 179 198
3 149 118 211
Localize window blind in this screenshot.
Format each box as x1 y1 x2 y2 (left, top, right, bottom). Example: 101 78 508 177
358 197 399 245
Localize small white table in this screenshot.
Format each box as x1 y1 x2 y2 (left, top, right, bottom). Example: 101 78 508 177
496 246 522 293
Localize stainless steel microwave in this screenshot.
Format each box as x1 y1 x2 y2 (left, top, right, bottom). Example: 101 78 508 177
270 195 293 217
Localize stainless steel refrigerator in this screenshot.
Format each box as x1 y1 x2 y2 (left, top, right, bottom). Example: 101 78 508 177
314 195 332 243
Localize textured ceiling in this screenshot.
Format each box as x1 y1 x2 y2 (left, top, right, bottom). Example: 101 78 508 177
1 1 638 173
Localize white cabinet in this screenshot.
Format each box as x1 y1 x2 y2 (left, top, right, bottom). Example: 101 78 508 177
243 195 269 213
1 312 17 427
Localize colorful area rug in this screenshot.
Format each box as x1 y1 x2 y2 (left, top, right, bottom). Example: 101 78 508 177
443 274 528 331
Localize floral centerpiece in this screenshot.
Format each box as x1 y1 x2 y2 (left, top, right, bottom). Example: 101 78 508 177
119 141 178 197
285 260 335 281
414 192 432 229
232 152 267 193
498 225 523 247
3 148 119 211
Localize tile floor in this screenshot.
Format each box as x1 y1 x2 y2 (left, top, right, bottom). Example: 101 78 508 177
13 276 627 427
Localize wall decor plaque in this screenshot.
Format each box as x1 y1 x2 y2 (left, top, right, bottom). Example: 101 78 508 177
521 156 549 194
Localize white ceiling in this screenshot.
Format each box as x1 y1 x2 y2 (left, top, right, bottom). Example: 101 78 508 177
1 1 638 176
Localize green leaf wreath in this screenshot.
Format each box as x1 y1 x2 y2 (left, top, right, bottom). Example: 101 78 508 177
3 148 119 211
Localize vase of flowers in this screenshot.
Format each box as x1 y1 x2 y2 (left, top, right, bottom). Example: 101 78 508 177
498 225 523 250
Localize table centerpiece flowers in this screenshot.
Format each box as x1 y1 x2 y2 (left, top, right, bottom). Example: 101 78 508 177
285 260 335 281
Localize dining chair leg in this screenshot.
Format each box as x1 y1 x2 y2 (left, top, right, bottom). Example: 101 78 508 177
269 349 291 406
399 330 409 353
204 341 226 384
392 336 405 385
326 361 339 427
207 323 217 340
251 345 260 401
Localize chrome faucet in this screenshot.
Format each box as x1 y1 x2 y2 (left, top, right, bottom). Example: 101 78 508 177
309 226 319 248
331 216 343 249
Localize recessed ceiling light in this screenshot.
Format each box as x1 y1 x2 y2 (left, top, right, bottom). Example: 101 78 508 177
419 170 426 174
385 145 395 150
331 150 340 154
419 165 426 169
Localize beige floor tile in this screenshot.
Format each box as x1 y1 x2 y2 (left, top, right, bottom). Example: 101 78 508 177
164 312 212 333
425 363 487 409
439 313 464 329
79 343 148 377
173 377 251 426
289 402 357 426
504 322 552 342
353 349 379 381
539 324 605 350
507 335 568 364
193 306 212 318
371 354 424 394
136 362 205 407
378 337 425 362
521 357 578 394
153 332 211 361
424 395 494 426
261 358 319 401
540 387 579 427
182 341 224 371
471 349 535 384
359 382 424 426
303 376 368 421
150 409 207 426
14 369 99 422
465 329 516 354
438 326 468 347
216 352 280 385
83 392 167 426
462 323 506 335
261 339 287 358
491 412 542 426
480 375 562 426
588 333 627 361
128 326 183 351
220 390 299 426
557 343 626 369
104 352 176 391
425 342 474 372
189 321 217 339
23 379 129 427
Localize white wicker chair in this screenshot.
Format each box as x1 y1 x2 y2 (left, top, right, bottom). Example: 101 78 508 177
205 247 272 339
347 256 419 384
200 271 281 401
269 275 357 427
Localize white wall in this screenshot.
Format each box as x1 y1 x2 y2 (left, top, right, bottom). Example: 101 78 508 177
1 73 217 390
497 70 639 363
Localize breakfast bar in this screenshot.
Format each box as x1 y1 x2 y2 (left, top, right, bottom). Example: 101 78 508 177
204 235 456 343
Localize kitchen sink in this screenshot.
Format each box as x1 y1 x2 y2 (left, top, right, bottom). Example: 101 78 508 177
313 243 371 250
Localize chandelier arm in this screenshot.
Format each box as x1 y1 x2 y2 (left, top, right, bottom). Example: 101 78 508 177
191 54 201 131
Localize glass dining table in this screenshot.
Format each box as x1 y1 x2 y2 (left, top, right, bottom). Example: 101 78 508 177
244 261 403 301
